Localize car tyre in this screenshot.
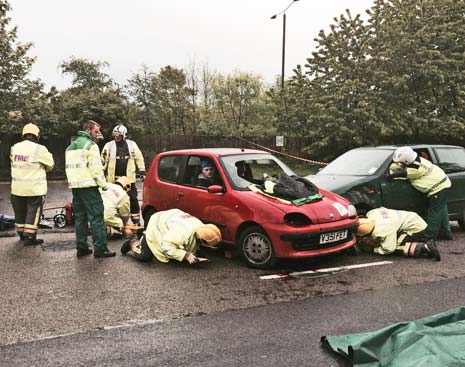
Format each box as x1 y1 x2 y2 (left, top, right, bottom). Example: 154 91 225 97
143 207 156 230
53 213 67 228
238 225 277 269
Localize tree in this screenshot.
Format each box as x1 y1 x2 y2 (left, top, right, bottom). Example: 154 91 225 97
276 0 465 160
0 0 40 134
366 0 465 141
126 65 157 133
202 72 272 136
185 60 201 133
59 57 113 92
151 66 192 134
279 10 374 158
56 57 131 136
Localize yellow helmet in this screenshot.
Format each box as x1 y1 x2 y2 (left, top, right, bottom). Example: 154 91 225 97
116 176 131 192
22 123 40 138
356 218 374 237
197 224 221 247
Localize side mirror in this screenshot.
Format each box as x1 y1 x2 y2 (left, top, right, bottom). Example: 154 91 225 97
208 185 224 194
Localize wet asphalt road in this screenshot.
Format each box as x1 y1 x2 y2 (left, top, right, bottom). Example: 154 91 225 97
1 181 465 366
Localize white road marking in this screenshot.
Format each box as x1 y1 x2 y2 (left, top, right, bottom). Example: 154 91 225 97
18 319 166 344
259 260 394 280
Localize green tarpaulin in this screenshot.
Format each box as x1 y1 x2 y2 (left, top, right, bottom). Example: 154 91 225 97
322 307 465 367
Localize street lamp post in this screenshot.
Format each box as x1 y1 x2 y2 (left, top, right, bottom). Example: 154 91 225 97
271 0 299 89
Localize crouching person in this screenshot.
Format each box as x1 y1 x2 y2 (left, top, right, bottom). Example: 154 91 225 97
100 176 131 239
121 208 221 264
356 207 440 261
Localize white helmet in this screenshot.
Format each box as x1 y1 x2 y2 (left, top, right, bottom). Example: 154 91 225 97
393 146 417 164
112 124 127 139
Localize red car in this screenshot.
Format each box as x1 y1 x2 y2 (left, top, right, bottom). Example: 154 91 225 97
142 148 358 268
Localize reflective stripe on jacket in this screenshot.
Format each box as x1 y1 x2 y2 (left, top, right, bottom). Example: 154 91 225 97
100 183 130 228
65 131 106 189
406 157 451 196
367 207 427 255
101 139 145 183
145 209 203 263
10 140 54 196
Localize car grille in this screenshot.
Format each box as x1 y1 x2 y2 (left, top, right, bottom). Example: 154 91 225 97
283 228 356 251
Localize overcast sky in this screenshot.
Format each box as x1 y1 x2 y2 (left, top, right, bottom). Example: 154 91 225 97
10 0 374 90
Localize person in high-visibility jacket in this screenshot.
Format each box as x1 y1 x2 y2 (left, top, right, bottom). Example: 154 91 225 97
100 176 131 240
120 209 222 264
10 123 54 246
388 146 452 241
101 124 145 225
65 120 115 258
356 207 440 261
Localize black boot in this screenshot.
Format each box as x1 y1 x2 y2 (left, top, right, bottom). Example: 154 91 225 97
121 240 132 255
94 248 116 258
24 234 44 246
77 247 93 257
423 240 441 261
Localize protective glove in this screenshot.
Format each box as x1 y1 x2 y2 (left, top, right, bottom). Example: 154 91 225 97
102 185 108 191
185 252 199 264
386 169 407 179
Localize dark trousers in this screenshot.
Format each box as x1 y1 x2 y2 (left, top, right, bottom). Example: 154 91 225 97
129 183 140 221
11 194 44 234
130 236 153 262
72 187 107 252
401 230 428 244
426 188 451 240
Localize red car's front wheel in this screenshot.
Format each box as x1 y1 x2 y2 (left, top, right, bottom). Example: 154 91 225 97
239 226 278 269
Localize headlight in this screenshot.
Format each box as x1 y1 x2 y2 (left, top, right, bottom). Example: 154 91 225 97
348 204 357 218
284 213 312 227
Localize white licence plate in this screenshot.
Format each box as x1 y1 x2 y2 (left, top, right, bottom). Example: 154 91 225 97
320 230 348 244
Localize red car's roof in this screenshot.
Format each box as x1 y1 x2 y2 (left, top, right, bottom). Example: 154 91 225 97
158 148 267 157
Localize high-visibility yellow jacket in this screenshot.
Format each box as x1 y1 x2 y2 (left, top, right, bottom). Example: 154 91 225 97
145 209 203 263
100 183 130 228
65 131 106 189
101 139 145 183
10 140 54 196
367 207 427 255
389 157 451 196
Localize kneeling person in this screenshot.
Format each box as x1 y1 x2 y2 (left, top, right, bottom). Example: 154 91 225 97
100 176 131 239
121 208 221 264
356 207 440 261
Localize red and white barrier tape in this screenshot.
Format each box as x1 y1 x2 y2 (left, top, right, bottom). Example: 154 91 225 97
235 136 328 166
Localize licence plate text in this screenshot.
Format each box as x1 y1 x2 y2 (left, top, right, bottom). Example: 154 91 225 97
320 230 348 244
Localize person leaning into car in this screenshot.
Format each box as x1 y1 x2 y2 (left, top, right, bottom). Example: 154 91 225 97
356 207 441 261
388 146 452 242
121 208 221 264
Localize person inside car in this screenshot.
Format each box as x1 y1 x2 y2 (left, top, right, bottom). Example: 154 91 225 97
356 207 440 261
197 159 219 187
235 161 253 182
